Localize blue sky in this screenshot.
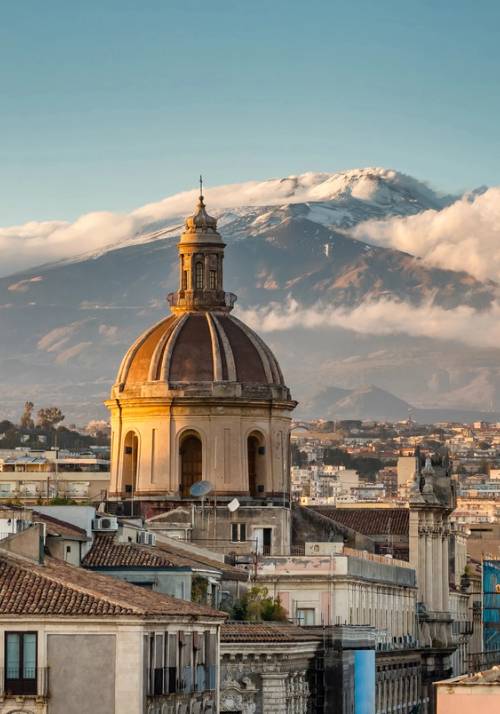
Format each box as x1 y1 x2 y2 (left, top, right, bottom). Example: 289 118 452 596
1 0 499 224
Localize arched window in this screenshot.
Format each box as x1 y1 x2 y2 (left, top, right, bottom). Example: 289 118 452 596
180 433 202 497
195 262 204 289
122 430 139 496
247 431 266 497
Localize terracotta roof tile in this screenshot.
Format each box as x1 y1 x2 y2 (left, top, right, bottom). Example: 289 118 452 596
154 541 249 582
32 511 89 540
221 622 320 643
313 508 409 536
0 551 226 619
82 534 178 568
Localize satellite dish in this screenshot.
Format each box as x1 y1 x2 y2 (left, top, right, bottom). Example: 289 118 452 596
190 480 214 498
227 498 240 512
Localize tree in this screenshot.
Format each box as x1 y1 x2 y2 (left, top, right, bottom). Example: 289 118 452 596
230 585 287 622
0 420 14 434
37 407 65 430
20 401 35 430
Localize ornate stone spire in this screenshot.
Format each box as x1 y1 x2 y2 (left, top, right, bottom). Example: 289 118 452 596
167 179 236 315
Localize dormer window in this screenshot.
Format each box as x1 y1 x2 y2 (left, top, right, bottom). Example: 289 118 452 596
195 263 204 290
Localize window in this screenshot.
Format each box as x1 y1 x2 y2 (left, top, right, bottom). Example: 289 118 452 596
195 262 204 289
231 523 246 542
209 270 217 289
5 632 37 695
297 608 315 626
182 270 188 290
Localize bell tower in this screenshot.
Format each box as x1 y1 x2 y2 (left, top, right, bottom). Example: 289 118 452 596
168 177 236 315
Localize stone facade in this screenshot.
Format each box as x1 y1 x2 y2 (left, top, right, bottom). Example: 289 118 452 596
221 642 315 714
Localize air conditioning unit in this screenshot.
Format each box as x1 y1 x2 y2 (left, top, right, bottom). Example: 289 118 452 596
137 531 156 546
92 517 118 532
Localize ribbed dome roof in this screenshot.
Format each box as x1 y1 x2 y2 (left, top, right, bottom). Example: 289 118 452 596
116 312 288 396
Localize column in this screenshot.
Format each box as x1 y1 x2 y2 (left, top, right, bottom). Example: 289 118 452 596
425 523 433 609
442 528 450 613
435 521 443 611
261 672 288 714
418 525 426 602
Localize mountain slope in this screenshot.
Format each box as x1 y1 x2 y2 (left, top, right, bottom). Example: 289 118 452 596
1 167 499 423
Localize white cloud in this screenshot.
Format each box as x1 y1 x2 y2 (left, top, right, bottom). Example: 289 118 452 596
0 167 443 278
236 297 500 351
0 212 142 278
37 320 92 352
55 341 93 365
353 188 500 283
7 276 44 293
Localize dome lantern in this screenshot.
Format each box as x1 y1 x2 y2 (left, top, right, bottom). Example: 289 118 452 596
168 178 236 314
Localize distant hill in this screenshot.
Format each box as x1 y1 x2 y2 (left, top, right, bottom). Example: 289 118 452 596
302 383 500 424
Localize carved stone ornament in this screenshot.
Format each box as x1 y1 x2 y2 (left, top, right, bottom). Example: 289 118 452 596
220 689 257 714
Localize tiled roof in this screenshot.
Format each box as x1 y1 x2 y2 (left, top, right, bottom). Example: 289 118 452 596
221 622 320 643
155 541 248 582
32 511 89 540
0 551 225 619
82 534 179 568
82 534 247 581
313 508 409 536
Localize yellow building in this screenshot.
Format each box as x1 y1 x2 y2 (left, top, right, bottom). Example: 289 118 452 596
106 190 296 554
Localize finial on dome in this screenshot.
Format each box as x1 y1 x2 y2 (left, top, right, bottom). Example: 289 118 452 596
184 176 219 235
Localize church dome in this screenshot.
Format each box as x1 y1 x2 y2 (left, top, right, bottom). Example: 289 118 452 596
112 186 293 403
116 311 290 399
106 184 295 515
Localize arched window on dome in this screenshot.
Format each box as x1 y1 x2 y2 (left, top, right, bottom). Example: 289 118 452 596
195 262 204 290
122 430 139 496
247 431 266 498
180 432 203 497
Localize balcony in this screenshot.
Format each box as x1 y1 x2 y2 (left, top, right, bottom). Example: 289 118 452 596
1 667 49 697
167 290 237 311
147 665 216 698
452 620 474 637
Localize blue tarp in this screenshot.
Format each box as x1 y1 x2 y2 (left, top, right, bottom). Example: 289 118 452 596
483 559 500 651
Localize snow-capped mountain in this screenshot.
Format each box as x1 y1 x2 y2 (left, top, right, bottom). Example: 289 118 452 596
1 167 499 423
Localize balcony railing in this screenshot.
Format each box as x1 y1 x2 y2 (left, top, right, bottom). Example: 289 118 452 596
1 667 49 697
467 650 500 672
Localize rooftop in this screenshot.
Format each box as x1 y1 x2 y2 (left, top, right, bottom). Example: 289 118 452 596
313 507 409 536
437 666 500 686
83 533 248 581
0 549 225 619
32 510 89 540
221 622 321 643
